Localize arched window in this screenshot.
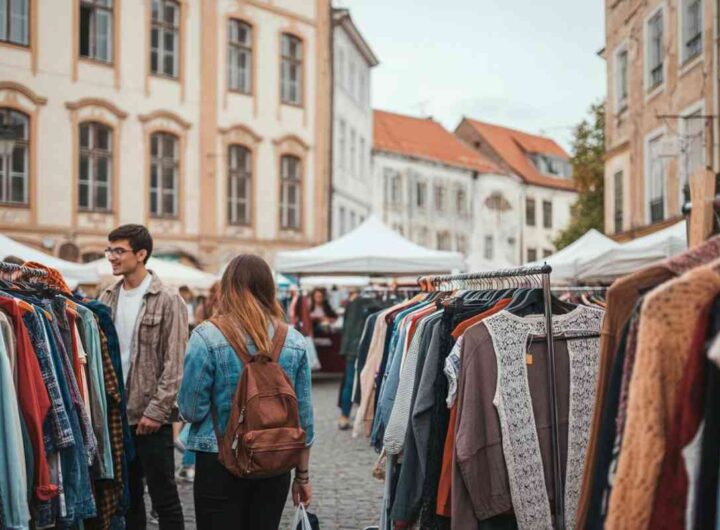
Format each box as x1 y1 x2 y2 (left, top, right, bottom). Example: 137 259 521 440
150 132 179 218
0 108 29 205
79 121 112 212
228 20 252 94
279 154 301 229
228 145 251 225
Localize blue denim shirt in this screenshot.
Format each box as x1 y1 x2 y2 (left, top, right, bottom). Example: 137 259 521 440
178 321 314 453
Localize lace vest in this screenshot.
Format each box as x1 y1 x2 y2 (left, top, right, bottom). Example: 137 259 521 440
483 306 604 530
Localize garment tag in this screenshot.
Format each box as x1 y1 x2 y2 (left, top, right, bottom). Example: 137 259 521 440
526 353 533 365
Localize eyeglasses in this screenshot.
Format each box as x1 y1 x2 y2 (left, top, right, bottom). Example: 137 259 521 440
104 247 133 258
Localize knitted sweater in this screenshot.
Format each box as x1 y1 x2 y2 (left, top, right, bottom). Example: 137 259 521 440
605 266 720 530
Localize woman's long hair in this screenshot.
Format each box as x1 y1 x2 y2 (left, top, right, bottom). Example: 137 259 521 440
309 288 338 319
216 254 284 352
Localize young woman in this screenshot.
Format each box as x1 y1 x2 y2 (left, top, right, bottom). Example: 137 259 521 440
178 255 314 530
309 287 338 335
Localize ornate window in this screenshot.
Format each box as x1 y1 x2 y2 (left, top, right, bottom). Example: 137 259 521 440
228 20 252 94
0 107 29 205
227 145 251 225
280 154 301 229
149 132 179 217
79 122 112 212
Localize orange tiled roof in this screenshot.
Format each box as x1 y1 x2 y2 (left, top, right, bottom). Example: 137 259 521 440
373 110 500 174
463 119 576 191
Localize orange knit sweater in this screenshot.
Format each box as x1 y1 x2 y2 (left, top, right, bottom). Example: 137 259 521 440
605 266 720 529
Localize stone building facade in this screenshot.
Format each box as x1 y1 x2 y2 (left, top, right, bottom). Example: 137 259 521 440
603 0 715 238
0 0 331 270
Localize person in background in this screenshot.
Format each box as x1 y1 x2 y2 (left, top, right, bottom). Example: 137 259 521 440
99 224 187 530
178 285 196 331
178 254 314 530
194 281 220 323
309 288 338 335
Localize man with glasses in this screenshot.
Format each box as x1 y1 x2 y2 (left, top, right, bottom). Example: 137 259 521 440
99 224 187 530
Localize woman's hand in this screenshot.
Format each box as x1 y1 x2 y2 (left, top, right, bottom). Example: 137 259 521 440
292 479 312 507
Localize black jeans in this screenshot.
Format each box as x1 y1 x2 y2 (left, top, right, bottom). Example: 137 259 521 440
128 425 184 530
194 451 291 530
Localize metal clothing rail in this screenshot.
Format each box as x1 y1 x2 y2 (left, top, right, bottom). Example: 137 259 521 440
551 286 607 293
417 263 566 530
0 261 48 277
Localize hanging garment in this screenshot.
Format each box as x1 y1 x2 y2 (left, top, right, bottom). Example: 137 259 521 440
577 236 720 528
695 322 720 529
0 323 30 530
649 302 712 529
452 306 603 530
606 266 720 530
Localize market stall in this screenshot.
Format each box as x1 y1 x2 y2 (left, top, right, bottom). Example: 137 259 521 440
576 220 687 283
276 216 464 373
275 215 465 275
528 228 620 285
0 233 99 288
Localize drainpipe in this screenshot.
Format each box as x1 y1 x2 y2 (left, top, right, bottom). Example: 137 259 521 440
327 3 335 242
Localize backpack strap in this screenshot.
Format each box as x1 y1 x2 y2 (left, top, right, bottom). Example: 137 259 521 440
209 316 252 366
268 322 288 362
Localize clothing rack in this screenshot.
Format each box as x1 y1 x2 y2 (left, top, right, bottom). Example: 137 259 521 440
418 263 566 530
0 261 48 277
551 286 607 293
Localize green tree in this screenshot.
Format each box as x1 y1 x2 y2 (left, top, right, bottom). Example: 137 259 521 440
554 102 606 250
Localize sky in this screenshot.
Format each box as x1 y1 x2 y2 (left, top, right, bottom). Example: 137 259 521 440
338 0 606 153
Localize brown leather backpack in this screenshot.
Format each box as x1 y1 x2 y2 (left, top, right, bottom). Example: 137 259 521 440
210 318 306 478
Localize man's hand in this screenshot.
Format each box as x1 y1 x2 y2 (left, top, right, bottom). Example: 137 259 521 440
136 416 162 435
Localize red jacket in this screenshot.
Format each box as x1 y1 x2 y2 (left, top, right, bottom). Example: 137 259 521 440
0 295 57 501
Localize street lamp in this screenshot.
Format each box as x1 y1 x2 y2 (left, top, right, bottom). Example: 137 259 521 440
0 125 17 158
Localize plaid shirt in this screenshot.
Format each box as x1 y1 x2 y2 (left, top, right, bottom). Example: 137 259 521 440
86 329 124 530
21 308 75 451
48 298 98 465
83 301 134 521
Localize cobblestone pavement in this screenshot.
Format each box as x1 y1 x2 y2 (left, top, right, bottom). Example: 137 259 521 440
167 377 384 530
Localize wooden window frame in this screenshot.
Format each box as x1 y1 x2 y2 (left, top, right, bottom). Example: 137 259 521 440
542 200 553 229
78 121 113 212
149 131 180 218
0 0 29 47
227 144 252 226
280 33 303 106
0 107 29 206
279 154 302 230
79 0 113 63
526 197 536 226
151 0 180 79
228 19 252 95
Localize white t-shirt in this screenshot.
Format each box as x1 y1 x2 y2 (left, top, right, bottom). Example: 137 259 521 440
115 273 153 383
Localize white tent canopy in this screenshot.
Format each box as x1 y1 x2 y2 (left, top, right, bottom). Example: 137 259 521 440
85 257 219 291
577 220 687 283
275 215 465 275
528 229 621 284
0 234 99 287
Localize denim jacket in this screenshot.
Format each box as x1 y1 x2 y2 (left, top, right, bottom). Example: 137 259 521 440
178 321 314 453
